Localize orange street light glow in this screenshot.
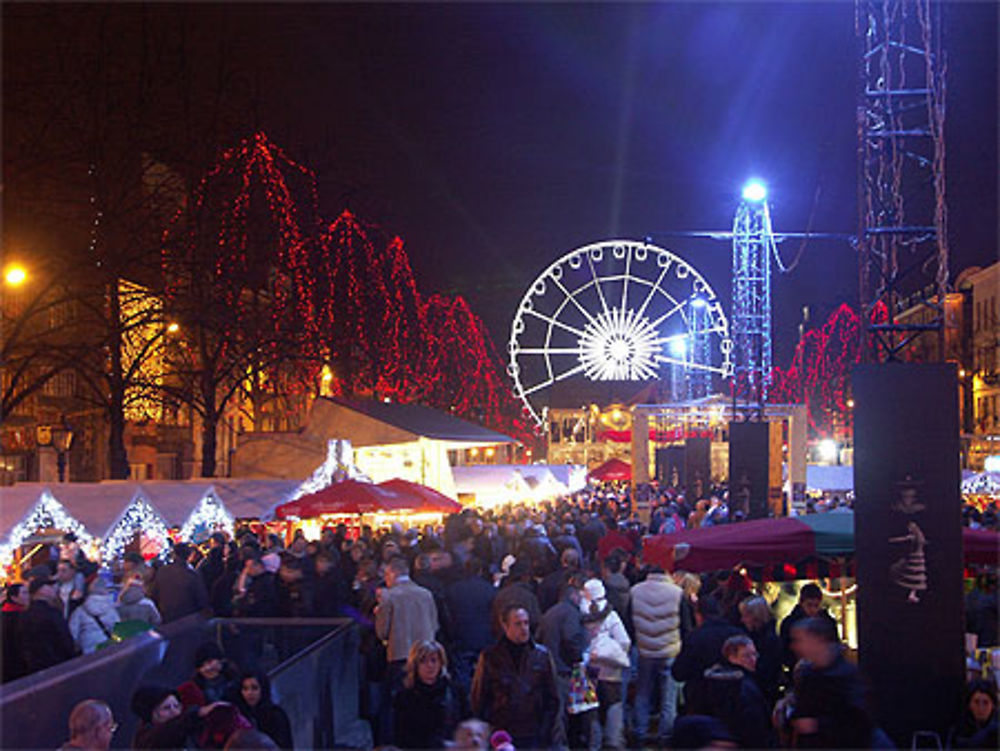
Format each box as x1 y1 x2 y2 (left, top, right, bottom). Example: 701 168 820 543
4 265 27 286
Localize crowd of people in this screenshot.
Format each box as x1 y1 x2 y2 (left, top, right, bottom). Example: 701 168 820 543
1 486 997 750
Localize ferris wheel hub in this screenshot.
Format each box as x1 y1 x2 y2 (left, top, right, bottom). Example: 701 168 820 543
579 308 661 381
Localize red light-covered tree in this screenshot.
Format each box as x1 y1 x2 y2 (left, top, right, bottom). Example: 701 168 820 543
161 132 318 475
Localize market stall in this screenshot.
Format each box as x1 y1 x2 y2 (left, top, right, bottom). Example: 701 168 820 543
377 478 462 513
587 457 631 483
642 511 997 573
451 465 534 508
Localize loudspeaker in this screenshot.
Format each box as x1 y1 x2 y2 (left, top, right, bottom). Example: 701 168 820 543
728 421 770 519
655 446 685 489
853 363 964 744
684 437 711 501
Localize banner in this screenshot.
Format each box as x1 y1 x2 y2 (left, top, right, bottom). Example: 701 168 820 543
853 363 964 744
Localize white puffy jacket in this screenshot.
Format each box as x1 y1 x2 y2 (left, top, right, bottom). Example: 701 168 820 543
630 573 682 659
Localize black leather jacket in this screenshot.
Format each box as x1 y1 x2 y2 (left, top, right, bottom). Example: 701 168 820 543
470 637 563 747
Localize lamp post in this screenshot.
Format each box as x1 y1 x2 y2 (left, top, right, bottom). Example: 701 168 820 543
48 419 74 482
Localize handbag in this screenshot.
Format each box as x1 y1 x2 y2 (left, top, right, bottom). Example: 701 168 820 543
589 631 630 669
567 662 599 715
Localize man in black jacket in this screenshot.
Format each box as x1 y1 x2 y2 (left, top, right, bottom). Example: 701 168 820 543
778 583 838 671
538 547 581 613
537 580 589 750
444 557 496 692
471 605 563 749
536 580 586 678
789 616 874 749
21 576 77 674
687 634 771 749
671 595 741 703
150 543 210 623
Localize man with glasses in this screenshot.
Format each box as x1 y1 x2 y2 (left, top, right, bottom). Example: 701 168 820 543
59 699 117 751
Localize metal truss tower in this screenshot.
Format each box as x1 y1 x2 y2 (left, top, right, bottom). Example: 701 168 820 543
732 184 777 403
856 0 948 360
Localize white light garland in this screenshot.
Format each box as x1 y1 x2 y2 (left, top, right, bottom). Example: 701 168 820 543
0 491 95 569
100 497 171 562
179 493 234 542
288 439 372 502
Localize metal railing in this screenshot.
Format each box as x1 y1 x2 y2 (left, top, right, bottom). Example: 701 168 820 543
0 615 370 750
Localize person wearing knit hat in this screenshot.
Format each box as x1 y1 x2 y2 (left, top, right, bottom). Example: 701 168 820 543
131 684 234 750
581 578 631 751
177 642 237 709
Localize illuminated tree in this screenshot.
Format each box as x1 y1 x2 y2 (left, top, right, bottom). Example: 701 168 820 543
161 132 318 476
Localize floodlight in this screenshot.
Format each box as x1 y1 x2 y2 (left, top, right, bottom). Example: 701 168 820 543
818 439 838 463
742 180 767 202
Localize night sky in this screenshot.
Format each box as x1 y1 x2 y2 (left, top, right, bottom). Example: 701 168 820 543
5 2 997 367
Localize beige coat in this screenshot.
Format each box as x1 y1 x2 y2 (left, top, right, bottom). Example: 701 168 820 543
375 576 439 662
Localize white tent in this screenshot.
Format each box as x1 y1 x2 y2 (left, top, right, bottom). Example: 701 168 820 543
806 464 854 493
452 465 534 507
962 471 1000 496
0 485 96 568
211 478 300 520
0 478 299 569
517 466 568 501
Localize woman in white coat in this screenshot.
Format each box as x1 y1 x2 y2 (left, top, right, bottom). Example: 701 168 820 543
581 578 631 751
68 578 120 654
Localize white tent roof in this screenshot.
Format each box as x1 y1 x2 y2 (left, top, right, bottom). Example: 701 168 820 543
49 483 146 538
452 465 532 496
1 478 300 548
962 471 1000 496
210 479 300 519
542 464 588 493
0 485 53 542
806 464 854 492
131 482 219 527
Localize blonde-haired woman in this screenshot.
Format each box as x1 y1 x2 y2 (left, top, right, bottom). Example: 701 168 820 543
673 571 701 642
738 595 783 706
393 639 467 749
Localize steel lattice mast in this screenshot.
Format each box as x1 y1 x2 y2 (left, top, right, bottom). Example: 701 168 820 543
856 0 948 360
731 184 777 404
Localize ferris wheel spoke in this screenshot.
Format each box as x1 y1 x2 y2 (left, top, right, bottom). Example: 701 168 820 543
523 307 586 338
586 254 612 317
653 354 725 374
634 262 671 321
521 362 587 397
620 249 632 314
517 347 583 355
550 275 600 327
648 297 689 331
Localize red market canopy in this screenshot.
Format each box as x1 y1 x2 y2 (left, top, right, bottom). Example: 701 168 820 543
964 527 1000 566
588 458 631 483
642 511 999 573
273 480 411 519
377 479 462 513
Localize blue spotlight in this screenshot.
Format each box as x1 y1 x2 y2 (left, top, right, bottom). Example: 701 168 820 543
669 337 687 358
742 180 767 202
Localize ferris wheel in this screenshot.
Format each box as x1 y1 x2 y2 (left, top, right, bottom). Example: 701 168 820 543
508 239 732 426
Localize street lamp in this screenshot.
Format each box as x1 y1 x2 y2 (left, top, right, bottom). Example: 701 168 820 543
45 418 75 482
4 264 27 286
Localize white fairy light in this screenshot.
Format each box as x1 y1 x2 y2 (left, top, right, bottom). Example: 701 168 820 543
288 439 372 502
179 492 234 542
100 497 171 562
0 490 94 569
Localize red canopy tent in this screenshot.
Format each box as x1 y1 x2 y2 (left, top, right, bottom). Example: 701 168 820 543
588 458 631 483
642 512 1000 573
273 480 412 519
377 478 462 513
